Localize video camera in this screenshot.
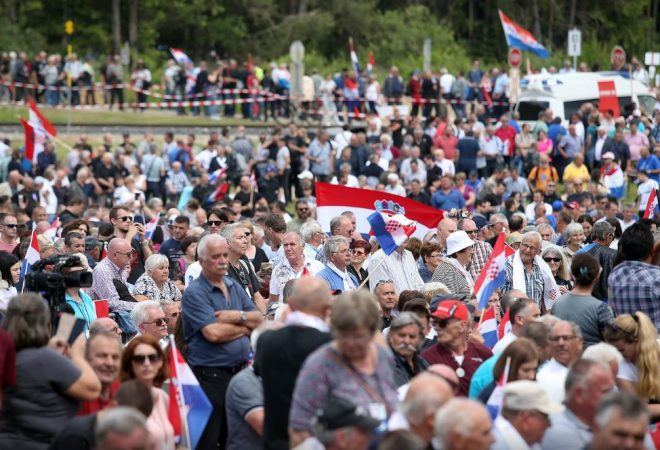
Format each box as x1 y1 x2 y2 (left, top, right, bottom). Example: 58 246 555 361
25 254 93 293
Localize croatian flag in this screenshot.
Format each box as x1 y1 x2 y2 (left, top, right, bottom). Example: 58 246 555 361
349 38 360 74
367 212 416 255
28 98 57 137
486 356 511 420
144 214 159 240
479 306 499 349
20 118 37 161
316 182 443 240
170 48 193 66
498 308 511 340
367 51 375 74
498 10 549 58
208 168 226 185
249 170 258 192
43 217 60 241
20 231 40 279
207 183 230 204
643 189 658 219
474 233 515 310
168 336 213 450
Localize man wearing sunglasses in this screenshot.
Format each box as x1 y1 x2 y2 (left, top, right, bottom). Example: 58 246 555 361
286 200 312 233
0 212 18 253
131 300 168 346
110 206 153 283
421 300 492 396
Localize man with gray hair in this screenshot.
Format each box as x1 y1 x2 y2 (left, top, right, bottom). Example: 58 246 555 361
387 312 429 387
315 215 354 264
537 320 584 403
502 231 559 312
300 220 325 260
317 236 358 293
589 391 651 450
221 222 264 311
541 359 615 450
434 398 495 450
131 300 168 344
96 407 150 450
269 231 324 303
582 220 616 300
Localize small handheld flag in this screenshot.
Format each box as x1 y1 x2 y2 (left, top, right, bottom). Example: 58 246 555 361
28 98 57 137
367 212 416 256
348 37 361 75
144 214 159 240
474 233 515 310
479 306 499 349
486 356 511 419
170 48 193 66
643 189 658 219
20 118 36 161
20 231 40 281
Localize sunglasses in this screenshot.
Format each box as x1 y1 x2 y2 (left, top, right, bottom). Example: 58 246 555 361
117 216 134 222
375 279 394 287
114 250 135 257
2 224 17 229
131 353 162 365
144 318 168 326
432 318 451 328
297 208 309 212
206 220 224 227
543 257 561 263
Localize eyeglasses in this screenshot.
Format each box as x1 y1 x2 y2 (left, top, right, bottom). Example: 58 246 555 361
351 250 366 256
2 224 17 229
117 216 134 222
548 334 578 342
144 317 169 327
114 249 135 257
464 229 478 236
543 257 561 263
206 220 224 227
520 243 540 252
131 353 162 365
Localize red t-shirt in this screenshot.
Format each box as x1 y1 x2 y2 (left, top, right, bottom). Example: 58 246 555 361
421 340 493 396
78 379 121 415
495 126 517 157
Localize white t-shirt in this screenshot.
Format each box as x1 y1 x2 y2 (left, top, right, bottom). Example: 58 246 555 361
492 332 517 354
637 179 659 211
616 359 639 382
39 180 58 214
537 358 569 404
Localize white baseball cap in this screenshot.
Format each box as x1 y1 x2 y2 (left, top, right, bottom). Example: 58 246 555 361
445 230 474 256
503 380 564 415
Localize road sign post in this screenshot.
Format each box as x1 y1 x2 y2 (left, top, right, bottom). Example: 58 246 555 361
568 29 581 71
611 46 626 71
508 47 522 69
289 41 305 98
423 39 432 72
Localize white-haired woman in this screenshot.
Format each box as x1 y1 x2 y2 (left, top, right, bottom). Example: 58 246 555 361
541 245 572 295
563 222 585 259
134 254 182 303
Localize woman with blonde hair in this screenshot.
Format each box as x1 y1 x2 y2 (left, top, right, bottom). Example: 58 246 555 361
541 245 572 294
604 312 660 420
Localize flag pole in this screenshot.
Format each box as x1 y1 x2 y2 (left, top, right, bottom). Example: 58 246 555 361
358 256 388 290
169 335 193 450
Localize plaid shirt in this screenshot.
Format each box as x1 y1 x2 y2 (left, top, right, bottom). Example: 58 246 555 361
502 257 546 309
470 240 493 280
608 261 660 329
166 170 189 194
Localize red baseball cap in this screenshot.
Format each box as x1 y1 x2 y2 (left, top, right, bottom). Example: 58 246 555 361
431 300 469 322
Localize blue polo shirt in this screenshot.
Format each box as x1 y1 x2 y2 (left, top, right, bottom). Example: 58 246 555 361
431 188 466 211
638 154 660 183
182 273 257 368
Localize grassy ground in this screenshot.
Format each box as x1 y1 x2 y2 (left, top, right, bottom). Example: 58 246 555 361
0 105 270 127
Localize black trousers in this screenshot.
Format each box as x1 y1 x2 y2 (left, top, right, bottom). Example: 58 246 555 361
193 366 241 450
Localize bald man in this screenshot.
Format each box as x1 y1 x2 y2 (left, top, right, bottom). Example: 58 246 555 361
437 218 457 254
255 276 333 450
90 238 137 311
396 371 454 447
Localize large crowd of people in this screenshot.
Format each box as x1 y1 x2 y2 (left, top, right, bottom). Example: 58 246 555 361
0 81 658 450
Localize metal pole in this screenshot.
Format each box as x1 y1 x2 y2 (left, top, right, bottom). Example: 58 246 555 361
573 55 577 72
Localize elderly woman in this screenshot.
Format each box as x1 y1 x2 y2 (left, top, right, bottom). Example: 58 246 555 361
431 231 475 296
244 221 269 273
387 312 430 387
289 290 398 446
134 254 182 303
541 245 573 294
418 242 442 283
0 294 101 449
120 334 174 450
347 239 371 286
563 222 586 258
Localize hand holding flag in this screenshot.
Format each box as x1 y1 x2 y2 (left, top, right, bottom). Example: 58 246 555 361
478 306 499 349
367 212 416 256
474 233 515 310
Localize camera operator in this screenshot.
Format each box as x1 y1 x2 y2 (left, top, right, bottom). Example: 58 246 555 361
62 255 96 333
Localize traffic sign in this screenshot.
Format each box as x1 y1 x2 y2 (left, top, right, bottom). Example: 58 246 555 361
568 29 581 57
64 20 74 35
508 47 522 68
611 45 626 70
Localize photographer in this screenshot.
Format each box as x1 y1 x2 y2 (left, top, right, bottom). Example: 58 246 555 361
63 255 96 333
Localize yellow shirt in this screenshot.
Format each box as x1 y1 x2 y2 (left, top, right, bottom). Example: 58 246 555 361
562 163 590 188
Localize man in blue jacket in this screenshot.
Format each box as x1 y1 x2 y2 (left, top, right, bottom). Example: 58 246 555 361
317 236 358 293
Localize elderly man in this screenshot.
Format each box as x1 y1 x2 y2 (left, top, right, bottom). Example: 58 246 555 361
269 231 324 303
367 241 423 294
162 301 180 335
181 234 263 449
388 312 429 387
131 301 168 344
317 236 358 293
581 221 616 300
64 231 86 255
299 220 325 260
437 217 457 254
95 408 150 450
374 280 398 331
493 380 564 450
79 329 122 415
536 321 584 403
90 238 136 312
315 215 354 264
502 231 558 313
434 398 495 450
457 218 493 280
255 276 332 450
589 392 650 450
492 297 540 354
541 359 615 450
221 223 265 311
422 300 493 396
395 371 454 447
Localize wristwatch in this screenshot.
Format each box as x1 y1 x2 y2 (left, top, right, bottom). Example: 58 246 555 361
239 311 247 323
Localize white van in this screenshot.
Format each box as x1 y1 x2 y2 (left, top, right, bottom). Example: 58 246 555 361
516 72 655 124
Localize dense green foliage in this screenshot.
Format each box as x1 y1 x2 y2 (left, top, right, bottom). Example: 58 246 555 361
3 0 660 75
